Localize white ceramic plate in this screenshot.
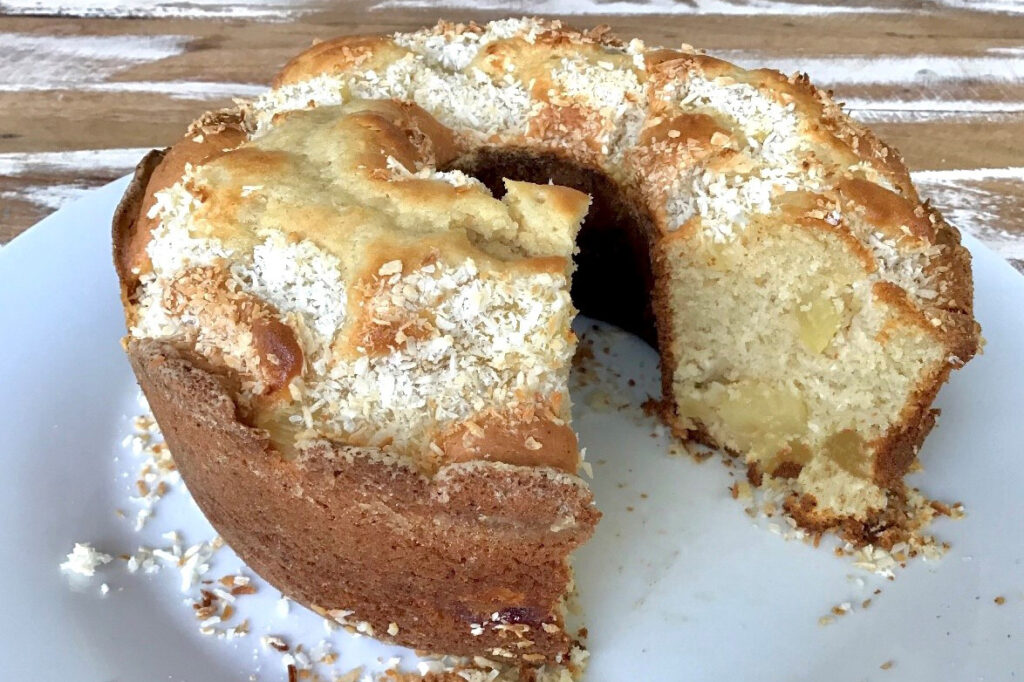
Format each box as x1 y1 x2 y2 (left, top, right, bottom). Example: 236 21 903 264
1 177 1022 681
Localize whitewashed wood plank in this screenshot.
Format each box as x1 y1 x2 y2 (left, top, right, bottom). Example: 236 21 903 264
368 0 1024 14
6 0 1024 17
912 167 1024 271
914 167 1024 182
0 182 97 210
715 51 1024 85
933 0 1024 13
2 80 265 98
0 32 188 90
368 0 899 15
0 147 151 175
0 148 149 242
0 32 265 100
843 99 1024 124
0 0 310 20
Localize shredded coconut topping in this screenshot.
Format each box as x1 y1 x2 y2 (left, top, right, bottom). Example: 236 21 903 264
60 543 113 577
231 230 347 340
549 56 645 158
385 155 484 189
394 18 542 71
668 77 803 166
304 260 574 452
349 57 533 137
247 73 349 135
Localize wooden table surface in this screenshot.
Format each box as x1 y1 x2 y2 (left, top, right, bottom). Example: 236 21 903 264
1 0 1022 275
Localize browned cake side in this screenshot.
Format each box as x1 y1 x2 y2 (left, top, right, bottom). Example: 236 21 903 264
128 337 597 663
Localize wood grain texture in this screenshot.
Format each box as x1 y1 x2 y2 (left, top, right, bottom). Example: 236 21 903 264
0 0 1022 274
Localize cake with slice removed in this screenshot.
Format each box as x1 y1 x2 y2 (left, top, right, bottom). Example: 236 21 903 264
113 18 979 670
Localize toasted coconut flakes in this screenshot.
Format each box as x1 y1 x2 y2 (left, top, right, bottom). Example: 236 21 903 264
261 634 290 652
334 669 363 682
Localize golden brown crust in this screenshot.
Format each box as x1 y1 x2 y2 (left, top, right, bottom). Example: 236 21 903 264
343 99 462 169
440 406 579 473
126 120 247 282
783 484 930 549
520 181 592 223
251 316 304 393
837 177 934 243
112 148 167 306
638 112 727 148
273 35 404 87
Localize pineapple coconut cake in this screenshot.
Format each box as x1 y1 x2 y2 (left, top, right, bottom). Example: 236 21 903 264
111 17 979 676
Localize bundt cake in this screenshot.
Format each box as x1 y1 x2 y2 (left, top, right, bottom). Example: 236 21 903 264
112 18 979 670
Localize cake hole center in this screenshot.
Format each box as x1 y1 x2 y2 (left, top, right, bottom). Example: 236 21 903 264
448 149 660 350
